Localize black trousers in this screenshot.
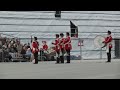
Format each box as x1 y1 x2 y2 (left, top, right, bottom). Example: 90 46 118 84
56 51 60 63
66 49 70 63
107 48 111 62
34 52 38 64
60 48 65 63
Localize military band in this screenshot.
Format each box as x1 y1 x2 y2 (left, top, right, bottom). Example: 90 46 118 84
51 32 72 64
31 31 113 64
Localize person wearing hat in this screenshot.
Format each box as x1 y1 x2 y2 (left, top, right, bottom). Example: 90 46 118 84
32 37 39 64
102 31 113 63
59 33 65 63
52 34 60 64
42 41 49 61
64 32 72 63
42 41 48 51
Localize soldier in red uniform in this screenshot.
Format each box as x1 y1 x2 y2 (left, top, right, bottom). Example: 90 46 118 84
102 31 113 63
42 41 48 51
59 33 65 63
64 32 72 63
52 34 60 64
32 37 39 64
41 41 49 61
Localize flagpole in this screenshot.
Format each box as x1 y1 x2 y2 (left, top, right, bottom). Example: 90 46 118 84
31 35 32 43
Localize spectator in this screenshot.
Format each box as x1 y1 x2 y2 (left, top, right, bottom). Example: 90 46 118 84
25 46 32 61
0 45 2 52
17 41 23 53
9 45 16 53
3 48 12 61
0 39 2 46
21 46 26 59
2 43 7 49
13 43 18 52
27 43 30 47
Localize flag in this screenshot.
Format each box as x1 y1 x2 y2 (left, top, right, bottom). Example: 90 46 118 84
70 21 78 38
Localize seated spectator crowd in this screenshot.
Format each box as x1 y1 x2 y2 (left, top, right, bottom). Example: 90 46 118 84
0 35 33 62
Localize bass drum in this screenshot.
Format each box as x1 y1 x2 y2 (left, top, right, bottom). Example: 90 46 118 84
94 35 105 48
47 47 55 54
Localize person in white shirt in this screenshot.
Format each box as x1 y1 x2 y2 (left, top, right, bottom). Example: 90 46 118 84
25 46 33 61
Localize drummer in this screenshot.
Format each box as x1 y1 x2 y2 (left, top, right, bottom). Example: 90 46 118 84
41 41 49 61
42 41 48 51
102 31 113 63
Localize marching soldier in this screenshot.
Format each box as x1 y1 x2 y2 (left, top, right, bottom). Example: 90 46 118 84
64 32 72 63
102 31 113 63
32 37 39 64
52 34 60 64
59 33 65 63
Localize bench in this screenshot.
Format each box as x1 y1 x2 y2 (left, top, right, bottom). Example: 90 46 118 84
10 53 26 62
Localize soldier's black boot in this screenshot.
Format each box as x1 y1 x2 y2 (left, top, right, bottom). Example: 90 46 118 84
56 57 60 64
66 56 70 63
60 56 64 63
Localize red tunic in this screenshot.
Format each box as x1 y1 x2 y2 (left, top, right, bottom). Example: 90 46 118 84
104 35 113 48
43 44 48 51
64 36 72 50
59 38 65 49
32 41 39 53
52 38 60 52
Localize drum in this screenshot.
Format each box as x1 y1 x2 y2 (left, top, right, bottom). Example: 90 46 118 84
45 47 56 60
94 35 105 48
47 47 55 54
